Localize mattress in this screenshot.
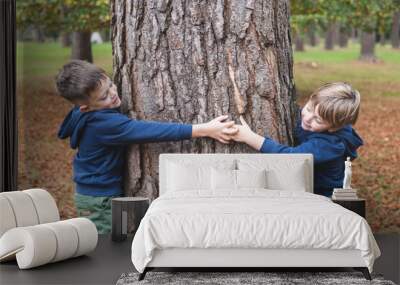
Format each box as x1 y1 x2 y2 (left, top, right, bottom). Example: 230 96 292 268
131 190 381 273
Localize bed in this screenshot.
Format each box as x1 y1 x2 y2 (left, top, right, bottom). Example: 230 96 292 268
131 154 381 281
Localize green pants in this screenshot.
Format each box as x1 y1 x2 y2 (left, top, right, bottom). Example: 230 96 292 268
75 193 117 234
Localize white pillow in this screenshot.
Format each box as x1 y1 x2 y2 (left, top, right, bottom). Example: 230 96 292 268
266 161 307 191
211 168 236 190
166 160 236 192
167 162 210 191
236 169 268 189
238 159 307 191
210 168 268 191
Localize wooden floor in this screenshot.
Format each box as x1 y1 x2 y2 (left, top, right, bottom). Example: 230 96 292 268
373 233 400 284
0 233 398 285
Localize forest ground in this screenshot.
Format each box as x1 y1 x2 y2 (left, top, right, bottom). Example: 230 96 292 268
16 42 400 233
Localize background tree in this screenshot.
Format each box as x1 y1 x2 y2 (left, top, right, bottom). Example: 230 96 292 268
319 1 340 50
318 0 354 50
111 0 297 199
392 11 400 48
16 0 110 62
318 0 395 61
390 1 400 48
307 22 319 47
60 4 71 48
290 0 322 51
338 24 350 48
346 0 390 62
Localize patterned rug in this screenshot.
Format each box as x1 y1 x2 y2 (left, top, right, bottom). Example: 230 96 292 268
116 271 396 285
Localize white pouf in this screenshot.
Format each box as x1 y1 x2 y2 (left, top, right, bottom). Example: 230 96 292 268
65 218 98 257
42 221 79 262
24 189 60 223
0 196 17 237
0 189 98 269
0 226 57 268
0 191 39 227
0 218 98 269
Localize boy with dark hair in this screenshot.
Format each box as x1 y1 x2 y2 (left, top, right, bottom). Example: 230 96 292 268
227 82 363 197
56 60 237 233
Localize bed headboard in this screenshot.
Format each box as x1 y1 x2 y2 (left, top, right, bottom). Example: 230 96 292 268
159 154 314 196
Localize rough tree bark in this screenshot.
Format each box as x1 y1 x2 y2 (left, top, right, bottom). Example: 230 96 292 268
71 31 93 62
111 0 297 200
391 11 400 49
359 31 377 62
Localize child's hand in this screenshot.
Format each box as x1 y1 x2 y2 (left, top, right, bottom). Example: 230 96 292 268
225 116 254 143
192 115 239 144
223 116 265 150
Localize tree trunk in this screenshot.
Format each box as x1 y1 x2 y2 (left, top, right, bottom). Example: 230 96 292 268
338 27 348 48
71 31 93 62
359 31 377 62
60 5 71 47
325 22 336 50
295 35 305 51
391 11 400 49
111 0 297 200
379 33 385 46
308 23 318 46
60 32 71 47
350 28 358 43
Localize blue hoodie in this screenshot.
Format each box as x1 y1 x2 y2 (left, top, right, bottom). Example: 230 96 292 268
260 120 363 196
58 107 192 197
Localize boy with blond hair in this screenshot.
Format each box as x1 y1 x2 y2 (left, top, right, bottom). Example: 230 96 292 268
228 82 363 197
56 60 238 233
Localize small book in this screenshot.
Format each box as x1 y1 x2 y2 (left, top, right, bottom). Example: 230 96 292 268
332 197 359 201
332 194 359 200
333 193 358 197
333 188 358 194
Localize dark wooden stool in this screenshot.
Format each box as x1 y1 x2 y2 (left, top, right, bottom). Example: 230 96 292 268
111 197 149 242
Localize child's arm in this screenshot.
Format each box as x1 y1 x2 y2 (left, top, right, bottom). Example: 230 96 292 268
227 116 345 164
228 116 265 150
192 115 238 144
93 112 237 145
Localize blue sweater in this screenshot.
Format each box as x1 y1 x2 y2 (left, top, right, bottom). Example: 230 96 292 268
260 120 363 196
58 107 192 197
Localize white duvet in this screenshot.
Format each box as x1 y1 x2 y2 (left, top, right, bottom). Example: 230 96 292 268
131 190 381 273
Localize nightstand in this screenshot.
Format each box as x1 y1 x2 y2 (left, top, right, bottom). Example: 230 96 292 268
332 198 366 218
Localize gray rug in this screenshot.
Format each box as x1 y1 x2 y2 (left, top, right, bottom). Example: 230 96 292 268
116 271 396 285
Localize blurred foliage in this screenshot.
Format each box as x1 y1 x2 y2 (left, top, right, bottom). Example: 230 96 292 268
16 0 110 33
290 0 400 36
291 0 323 36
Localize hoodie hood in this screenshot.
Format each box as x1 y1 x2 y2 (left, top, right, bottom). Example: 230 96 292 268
58 106 90 149
333 125 363 159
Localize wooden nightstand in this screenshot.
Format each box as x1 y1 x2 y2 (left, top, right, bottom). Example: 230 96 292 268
332 198 366 218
